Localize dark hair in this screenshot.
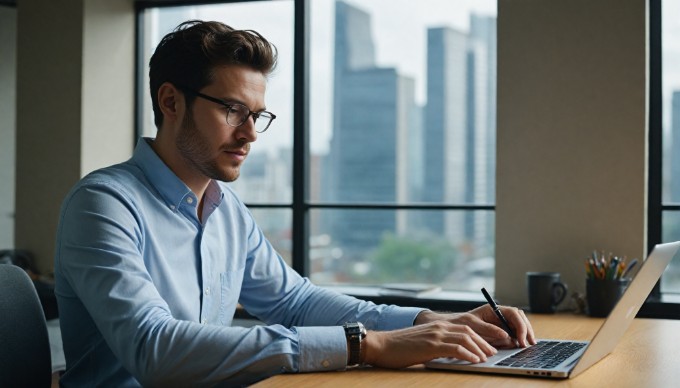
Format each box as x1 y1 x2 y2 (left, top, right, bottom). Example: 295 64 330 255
149 20 278 129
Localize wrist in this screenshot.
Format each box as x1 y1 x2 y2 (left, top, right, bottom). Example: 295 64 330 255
414 309 438 325
361 330 381 366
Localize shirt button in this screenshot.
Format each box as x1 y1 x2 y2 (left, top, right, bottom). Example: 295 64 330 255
205 287 210 295
201 318 207 324
322 360 330 368
170 205 176 210
187 197 194 204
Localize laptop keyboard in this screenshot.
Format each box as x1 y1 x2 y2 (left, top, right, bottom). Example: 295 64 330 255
495 341 587 369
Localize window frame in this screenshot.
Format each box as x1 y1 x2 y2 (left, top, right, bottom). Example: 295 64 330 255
135 0 680 317
642 0 680 319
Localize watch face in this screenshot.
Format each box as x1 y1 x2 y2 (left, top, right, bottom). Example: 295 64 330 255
344 322 366 337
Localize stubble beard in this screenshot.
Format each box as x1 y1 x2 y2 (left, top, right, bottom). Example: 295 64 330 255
176 108 248 183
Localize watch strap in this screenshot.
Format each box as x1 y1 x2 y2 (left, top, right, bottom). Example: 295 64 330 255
343 322 366 366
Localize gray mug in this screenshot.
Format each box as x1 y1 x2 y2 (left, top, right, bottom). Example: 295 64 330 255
526 272 568 313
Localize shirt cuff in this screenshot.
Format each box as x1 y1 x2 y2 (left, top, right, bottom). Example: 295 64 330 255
296 326 347 372
377 307 426 331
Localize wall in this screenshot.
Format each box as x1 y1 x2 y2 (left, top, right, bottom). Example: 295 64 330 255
15 0 135 273
496 0 648 306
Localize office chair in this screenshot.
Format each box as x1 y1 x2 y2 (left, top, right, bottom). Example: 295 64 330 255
0 264 52 387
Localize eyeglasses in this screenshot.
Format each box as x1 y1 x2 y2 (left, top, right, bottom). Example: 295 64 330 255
181 87 276 133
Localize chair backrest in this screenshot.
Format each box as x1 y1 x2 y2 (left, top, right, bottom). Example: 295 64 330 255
0 264 52 387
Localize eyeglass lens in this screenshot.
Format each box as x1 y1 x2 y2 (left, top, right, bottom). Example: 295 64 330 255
226 104 273 133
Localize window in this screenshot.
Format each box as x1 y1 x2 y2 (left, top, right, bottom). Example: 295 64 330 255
0 5 16 250
658 0 680 293
138 0 497 293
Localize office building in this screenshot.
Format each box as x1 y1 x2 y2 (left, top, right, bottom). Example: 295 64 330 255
325 1 419 256
468 14 497 251
423 16 496 253
470 14 497 201
423 26 469 243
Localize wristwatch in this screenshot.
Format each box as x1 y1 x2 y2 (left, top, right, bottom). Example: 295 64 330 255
342 322 367 366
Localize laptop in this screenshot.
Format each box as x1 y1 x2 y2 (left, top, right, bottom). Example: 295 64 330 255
426 241 680 379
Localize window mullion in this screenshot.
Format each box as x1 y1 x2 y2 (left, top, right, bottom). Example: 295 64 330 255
292 0 310 276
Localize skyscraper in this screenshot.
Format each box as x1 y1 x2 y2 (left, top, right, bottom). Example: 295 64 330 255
423 27 469 242
326 1 419 255
468 15 497 251
423 16 497 252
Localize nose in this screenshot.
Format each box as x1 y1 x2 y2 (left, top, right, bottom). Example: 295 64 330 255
236 115 258 143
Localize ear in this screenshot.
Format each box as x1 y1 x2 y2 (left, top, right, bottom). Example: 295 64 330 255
157 82 184 126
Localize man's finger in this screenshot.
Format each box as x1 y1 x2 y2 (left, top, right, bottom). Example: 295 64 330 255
443 325 497 358
440 340 486 363
519 308 536 345
458 313 512 342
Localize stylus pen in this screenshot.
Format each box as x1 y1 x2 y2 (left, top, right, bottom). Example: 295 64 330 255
481 287 516 339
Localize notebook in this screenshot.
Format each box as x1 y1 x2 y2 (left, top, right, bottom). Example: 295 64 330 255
425 241 680 379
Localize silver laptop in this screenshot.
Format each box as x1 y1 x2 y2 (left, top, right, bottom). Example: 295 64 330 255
426 241 680 379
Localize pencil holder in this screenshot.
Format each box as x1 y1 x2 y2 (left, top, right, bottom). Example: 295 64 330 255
586 278 631 317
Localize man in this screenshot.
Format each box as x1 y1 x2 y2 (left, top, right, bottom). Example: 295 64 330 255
55 20 535 387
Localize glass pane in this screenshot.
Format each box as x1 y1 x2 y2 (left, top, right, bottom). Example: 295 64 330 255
662 211 680 293
250 208 292 267
661 0 680 294
310 209 495 292
309 0 497 206
663 0 680 203
140 2 294 204
0 6 16 249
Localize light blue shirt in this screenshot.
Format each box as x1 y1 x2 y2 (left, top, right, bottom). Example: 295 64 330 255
54 138 423 387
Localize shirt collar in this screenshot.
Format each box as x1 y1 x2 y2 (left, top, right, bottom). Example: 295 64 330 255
202 179 225 222
131 137 225 212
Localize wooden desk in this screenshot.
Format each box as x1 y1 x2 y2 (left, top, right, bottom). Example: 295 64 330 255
253 314 680 387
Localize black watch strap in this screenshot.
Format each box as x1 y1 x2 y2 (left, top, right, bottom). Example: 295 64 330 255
343 322 366 366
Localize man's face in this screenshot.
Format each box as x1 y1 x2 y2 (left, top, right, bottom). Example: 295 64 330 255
176 65 267 182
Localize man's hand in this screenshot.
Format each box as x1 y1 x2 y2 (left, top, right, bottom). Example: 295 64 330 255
358 305 536 369
362 321 498 369
414 305 536 348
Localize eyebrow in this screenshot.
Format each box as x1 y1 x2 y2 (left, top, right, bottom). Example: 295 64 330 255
218 96 267 112
180 86 267 112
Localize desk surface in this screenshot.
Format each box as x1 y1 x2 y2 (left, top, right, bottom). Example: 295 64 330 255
253 314 680 387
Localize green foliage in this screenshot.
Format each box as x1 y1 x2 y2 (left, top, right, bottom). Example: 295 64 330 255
366 233 457 284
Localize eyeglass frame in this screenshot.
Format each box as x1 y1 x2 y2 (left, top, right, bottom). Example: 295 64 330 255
178 86 276 133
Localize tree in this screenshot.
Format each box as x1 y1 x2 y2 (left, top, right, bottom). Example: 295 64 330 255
366 233 458 284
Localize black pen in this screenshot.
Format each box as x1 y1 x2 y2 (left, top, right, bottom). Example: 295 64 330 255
481 287 516 339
